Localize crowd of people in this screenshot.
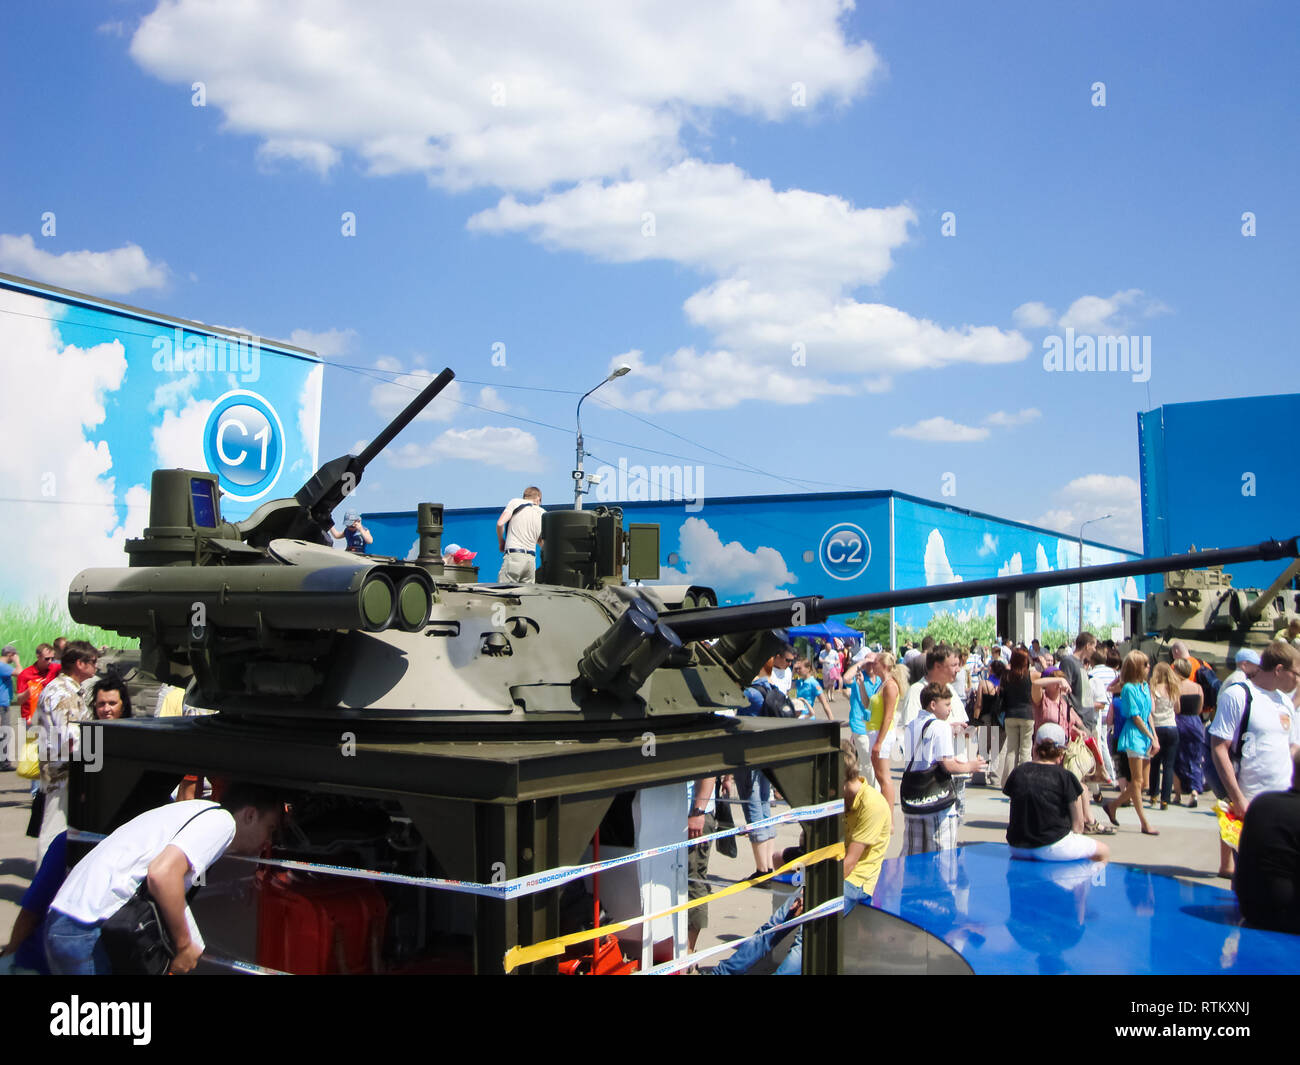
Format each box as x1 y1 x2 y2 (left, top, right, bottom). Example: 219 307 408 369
696 627 1300 969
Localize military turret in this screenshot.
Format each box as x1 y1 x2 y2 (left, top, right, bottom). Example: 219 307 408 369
1129 552 1300 670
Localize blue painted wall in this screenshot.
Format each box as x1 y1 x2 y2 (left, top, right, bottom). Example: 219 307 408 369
367 490 1141 634
892 497 1142 632
1139 394 1300 591
0 273 322 608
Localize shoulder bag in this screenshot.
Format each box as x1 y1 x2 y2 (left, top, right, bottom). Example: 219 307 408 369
900 719 957 815
99 804 222 975
1203 683 1253 802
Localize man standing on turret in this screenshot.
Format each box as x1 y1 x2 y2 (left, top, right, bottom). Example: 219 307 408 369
496 487 543 583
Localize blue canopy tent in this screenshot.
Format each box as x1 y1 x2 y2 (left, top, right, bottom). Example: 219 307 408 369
785 620 861 643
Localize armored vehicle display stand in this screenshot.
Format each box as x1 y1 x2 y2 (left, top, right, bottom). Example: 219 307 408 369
70 714 841 975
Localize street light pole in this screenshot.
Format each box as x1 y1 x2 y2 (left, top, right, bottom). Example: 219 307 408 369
1077 513 1113 634
573 365 631 510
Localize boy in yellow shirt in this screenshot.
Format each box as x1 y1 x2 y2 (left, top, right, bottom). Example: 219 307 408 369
710 740 890 973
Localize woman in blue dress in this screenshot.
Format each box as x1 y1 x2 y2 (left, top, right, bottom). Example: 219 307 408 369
1103 651 1160 836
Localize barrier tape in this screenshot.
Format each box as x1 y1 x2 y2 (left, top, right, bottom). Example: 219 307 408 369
640 894 845 975
502 841 845 973
69 797 844 903
203 953 286 976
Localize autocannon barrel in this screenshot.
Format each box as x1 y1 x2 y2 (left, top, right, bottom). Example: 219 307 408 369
658 536 1300 644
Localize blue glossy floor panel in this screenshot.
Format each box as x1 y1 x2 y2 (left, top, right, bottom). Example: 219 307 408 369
869 843 1299 974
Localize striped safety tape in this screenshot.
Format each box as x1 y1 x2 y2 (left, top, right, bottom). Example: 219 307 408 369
502 841 845 973
69 797 844 902
202 953 287 976
640 894 845 975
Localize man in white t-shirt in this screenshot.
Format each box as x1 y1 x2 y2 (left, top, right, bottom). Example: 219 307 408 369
901 684 985 855
1223 648 1261 690
496 486 544 583
899 646 968 745
1209 641 1300 877
45 783 283 975
768 645 795 695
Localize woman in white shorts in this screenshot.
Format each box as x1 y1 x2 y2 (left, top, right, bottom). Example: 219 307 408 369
858 652 910 813
1003 723 1110 863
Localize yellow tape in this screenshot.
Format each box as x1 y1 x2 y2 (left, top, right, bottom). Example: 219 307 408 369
502 841 845 973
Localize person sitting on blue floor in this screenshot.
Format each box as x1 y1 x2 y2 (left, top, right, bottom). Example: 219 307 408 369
1004 723 1110 864
710 739 890 974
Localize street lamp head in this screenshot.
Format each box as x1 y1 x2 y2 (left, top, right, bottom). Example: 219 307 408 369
607 365 632 381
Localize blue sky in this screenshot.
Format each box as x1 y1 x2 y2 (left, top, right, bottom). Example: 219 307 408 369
2 0 1296 554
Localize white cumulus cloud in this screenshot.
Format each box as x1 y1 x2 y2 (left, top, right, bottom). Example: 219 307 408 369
0 288 138 605
386 426 542 472
890 417 990 443
923 529 962 587
470 161 914 291
0 234 168 296
651 517 794 602
473 163 1029 409
476 386 510 414
288 328 357 359
603 348 851 414
130 0 879 192
977 533 998 558
153 396 216 471
984 408 1041 428
296 363 325 473
1057 289 1169 334
1033 474 1141 551
369 359 463 423
997 552 1023 578
149 372 199 413
1012 301 1056 329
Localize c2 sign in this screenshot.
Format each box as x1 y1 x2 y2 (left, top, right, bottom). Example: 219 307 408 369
819 522 871 581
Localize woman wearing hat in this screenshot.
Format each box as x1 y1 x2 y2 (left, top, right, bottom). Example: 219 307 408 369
1003 722 1110 863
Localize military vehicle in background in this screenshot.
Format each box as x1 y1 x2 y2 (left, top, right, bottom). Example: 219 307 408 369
1127 554 1300 672
63 367 1299 974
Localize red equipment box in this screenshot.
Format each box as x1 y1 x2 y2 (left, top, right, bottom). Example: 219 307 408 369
257 870 388 975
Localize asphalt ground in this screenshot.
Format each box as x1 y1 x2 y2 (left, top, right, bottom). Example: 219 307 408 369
0 692 1231 971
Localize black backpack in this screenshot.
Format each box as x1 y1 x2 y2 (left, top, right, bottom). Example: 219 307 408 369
745 679 798 718
1194 663 1221 712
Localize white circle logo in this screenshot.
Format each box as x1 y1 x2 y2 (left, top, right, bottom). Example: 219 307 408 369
819 523 871 581
202 390 286 502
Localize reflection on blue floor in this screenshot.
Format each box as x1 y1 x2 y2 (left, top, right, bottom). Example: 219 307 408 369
869 843 1299 975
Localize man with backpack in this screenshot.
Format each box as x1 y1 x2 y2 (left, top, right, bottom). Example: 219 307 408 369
1172 640 1219 711
1208 640 1300 878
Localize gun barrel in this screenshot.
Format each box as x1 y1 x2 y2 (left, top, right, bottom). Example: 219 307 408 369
1242 557 1300 625
660 536 1300 643
356 368 455 468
